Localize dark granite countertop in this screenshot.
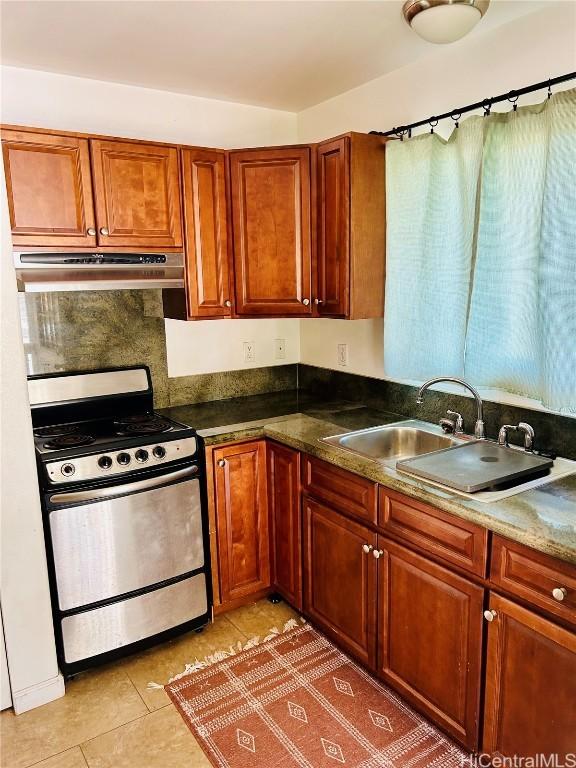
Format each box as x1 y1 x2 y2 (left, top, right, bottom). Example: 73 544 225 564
161 392 576 565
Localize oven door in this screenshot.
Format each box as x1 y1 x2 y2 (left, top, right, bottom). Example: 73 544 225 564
48 466 205 611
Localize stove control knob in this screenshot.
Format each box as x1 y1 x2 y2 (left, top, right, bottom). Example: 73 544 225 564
153 445 166 459
117 452 131 466
98 455 113 470
135 449 149 463
61 462 75 477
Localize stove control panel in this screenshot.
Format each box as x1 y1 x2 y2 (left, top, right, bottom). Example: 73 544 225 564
45 436 198 485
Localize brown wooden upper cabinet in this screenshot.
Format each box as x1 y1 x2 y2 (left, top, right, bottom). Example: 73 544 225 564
2 129 97 247
180 148 232 318
316 133 386 318
229 146 313 316
90 139 182 248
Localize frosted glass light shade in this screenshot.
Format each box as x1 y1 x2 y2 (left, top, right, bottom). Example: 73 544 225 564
404 1 489 44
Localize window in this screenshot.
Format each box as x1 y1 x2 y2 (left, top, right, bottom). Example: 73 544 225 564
383 89 576 414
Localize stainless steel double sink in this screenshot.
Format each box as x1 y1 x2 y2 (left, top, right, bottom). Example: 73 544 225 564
321 419 557 495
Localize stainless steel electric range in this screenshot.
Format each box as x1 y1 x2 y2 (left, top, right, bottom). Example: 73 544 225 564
28 366 211 677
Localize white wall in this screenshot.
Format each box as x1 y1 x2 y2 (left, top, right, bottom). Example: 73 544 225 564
0 66 301 379
1 66 297 149
166 318 300 377
297 3 576 382
0 161 64 713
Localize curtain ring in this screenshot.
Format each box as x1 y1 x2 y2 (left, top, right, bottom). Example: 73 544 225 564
547 79 552 100
483 99 492 116
429 118 439 134
451 111 461 128
507 91 519 112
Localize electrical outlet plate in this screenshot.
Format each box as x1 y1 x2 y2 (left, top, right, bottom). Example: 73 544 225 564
243 341 256 363
274 338 286 360
337 343 348 367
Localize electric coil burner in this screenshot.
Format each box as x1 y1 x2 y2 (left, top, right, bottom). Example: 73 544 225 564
29 366 211 677
43 434 96 450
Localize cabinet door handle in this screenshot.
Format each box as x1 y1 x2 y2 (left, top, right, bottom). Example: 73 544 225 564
484 609 497 622
217 459 226 467
100 227 109 236
301 298 310 306
362 544 373 554
552 587 567 602
372 549 383 559
87 227 96 236
314 298 323 305
224 300 232 308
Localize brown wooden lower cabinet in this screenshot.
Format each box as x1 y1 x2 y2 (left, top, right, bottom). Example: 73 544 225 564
213 440 270 605
302 495 377 669
377 537 484 750
483 592 576 760
267 442 302 610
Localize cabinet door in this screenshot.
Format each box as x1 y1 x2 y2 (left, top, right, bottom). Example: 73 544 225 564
316 137 349 317
229 147 313 316
214 441 270 603
181 148 232 318
91 139 182 248
303 496 377 668
483 593 576 760
2 129 96 247
377 538 483 749
267 443 301 610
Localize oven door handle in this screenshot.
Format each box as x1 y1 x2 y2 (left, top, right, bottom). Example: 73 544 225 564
49 466 198 506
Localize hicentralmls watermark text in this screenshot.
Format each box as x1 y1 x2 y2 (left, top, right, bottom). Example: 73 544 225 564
460 755 576 768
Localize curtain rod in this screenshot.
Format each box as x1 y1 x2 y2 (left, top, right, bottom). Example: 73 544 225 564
369 72 576 138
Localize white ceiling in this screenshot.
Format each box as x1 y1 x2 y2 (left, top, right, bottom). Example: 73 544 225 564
0 0 550 111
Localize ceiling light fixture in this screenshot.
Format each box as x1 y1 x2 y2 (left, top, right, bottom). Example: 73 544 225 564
403 0 490 44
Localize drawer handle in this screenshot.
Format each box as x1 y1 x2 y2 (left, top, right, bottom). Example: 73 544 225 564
362 544 373 554
484 609 497 622
218 459 226 468
552 587 567 602
372 549 383 560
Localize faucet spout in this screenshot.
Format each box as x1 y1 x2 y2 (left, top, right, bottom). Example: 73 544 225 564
416 377 485 440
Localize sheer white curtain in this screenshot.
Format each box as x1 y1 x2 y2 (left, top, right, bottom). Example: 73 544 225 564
384 89 576 414
465 90 576 411
383 119 483 381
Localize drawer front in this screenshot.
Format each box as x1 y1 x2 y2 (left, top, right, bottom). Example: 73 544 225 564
61 573 208 663
491 536 576 626
302 455 377 524
378 488 488 577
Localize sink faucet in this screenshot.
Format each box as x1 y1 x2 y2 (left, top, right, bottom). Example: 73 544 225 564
498 422 535 452
416 377 485 439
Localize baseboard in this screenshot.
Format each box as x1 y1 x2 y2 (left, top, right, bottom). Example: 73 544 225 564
12 672 65 714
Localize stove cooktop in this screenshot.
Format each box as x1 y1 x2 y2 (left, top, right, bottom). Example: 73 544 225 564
33 412 191 456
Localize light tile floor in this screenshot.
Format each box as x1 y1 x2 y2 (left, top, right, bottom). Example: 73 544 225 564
0 599 300 768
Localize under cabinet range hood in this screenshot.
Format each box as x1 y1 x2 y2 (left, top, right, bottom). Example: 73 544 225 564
13 251 185 293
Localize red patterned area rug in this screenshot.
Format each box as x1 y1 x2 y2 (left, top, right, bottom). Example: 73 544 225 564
166 621 469 768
